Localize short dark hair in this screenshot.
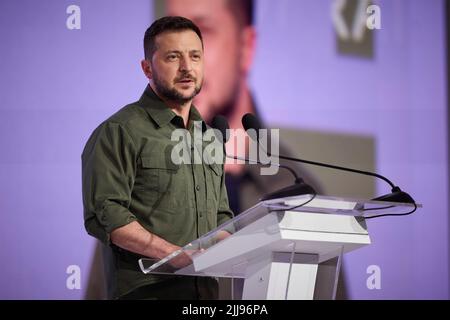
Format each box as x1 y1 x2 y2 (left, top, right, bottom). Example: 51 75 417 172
227 0 253 27
144 16 203 59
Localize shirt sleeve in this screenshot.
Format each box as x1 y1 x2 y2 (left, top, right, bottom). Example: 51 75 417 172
216 164 234 227
82 121 138 245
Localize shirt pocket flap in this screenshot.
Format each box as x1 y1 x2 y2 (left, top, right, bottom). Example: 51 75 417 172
141 156 179 171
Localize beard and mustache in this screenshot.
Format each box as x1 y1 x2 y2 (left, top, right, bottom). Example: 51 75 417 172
152 71 202 105
152 68 240 126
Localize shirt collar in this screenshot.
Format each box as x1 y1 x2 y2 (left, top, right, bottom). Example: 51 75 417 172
138 85 205 129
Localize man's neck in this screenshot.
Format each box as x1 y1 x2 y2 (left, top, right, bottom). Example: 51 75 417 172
166 101 191 128
224 84 255 176
150 83 191 127
228 84 254 131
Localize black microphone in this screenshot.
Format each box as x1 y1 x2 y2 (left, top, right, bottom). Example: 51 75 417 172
211 115 230 145
211 115 316 200
241 113 415 204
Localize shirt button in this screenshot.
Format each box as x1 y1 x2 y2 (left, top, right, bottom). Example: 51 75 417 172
196 185 200 191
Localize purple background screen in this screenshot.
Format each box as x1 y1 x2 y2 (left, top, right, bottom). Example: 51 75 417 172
0 0 447 299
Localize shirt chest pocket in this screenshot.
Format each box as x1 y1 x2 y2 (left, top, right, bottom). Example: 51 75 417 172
138 156 180 195
136 155 189 214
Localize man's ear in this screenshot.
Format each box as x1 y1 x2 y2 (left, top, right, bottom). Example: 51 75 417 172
141 59 153 80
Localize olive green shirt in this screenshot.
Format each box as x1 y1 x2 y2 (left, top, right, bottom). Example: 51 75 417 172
82 86 233 298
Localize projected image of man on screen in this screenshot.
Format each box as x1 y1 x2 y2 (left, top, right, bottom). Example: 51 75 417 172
163 0 329 300
164 0 321 214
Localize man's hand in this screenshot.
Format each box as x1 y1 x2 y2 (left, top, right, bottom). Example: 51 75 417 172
167 249 193 269
215 230 232 241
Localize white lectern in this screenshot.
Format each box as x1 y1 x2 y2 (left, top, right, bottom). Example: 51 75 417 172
139 194 418 300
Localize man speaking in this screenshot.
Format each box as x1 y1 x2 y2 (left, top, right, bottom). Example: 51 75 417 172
82 16 233 300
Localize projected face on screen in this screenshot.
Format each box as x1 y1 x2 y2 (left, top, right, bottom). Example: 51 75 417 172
166 0 254 122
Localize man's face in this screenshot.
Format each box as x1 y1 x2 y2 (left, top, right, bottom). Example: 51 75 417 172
166 0 249 120
149 30 204 104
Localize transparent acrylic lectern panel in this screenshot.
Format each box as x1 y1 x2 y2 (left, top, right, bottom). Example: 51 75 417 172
138 194 418 277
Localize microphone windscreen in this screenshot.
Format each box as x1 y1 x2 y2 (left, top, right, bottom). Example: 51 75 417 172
242 113 262 141
242 113 262 131
211 115 230 143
